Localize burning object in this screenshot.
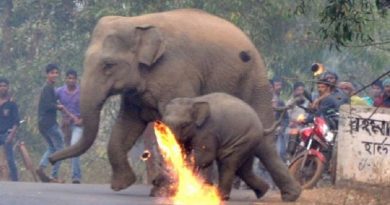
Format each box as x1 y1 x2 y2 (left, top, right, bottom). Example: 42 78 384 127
153 121 222 205
311 63 326 77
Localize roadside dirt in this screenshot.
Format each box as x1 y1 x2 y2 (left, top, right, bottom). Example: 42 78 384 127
298 185 389 205
252 183 390 205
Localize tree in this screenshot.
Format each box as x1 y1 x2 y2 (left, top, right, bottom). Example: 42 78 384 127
297 0 390 50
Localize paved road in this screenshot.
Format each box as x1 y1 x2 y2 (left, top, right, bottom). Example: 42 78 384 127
0 182 284 205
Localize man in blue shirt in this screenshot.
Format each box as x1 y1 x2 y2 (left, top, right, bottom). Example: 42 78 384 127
309 78 339 129
56 69 83 184
323 71 349 107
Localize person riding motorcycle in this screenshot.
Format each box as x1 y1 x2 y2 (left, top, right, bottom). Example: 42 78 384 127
288 77 340 188
305 77 339 130
323 71 350 107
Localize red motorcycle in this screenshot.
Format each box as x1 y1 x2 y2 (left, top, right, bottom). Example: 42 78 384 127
288 113 338 189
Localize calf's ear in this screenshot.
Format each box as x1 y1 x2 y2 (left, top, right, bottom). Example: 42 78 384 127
192 102 210 127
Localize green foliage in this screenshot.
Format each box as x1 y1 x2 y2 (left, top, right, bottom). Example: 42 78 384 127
298 0 390 50
321 0 375 49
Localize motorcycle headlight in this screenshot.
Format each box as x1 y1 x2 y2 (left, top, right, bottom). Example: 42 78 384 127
320 123 329 135
325 132 334 142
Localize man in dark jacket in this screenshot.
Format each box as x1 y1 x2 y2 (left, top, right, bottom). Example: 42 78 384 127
0 77 20 181
308 78 339 129
36 64 65 183
323 71 349 107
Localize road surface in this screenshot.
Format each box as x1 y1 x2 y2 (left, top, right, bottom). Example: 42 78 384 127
0 182 282 205
1 181 388 205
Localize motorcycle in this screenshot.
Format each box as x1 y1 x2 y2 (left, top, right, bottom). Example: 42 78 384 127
287 108 338 189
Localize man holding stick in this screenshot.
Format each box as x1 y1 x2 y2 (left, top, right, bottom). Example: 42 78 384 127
56 69 83 184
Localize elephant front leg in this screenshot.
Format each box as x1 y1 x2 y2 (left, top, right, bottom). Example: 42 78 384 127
108 102 147 191
192 135 217 185
216 160 236 201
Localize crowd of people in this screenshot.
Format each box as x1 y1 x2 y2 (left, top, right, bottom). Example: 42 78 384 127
270 69 390 162
0 64 83 183
0 63 389 184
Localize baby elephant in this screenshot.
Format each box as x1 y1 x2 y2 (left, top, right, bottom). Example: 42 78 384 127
161 92 301 201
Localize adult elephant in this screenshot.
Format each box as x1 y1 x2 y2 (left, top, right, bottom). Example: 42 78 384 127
49 9 276 192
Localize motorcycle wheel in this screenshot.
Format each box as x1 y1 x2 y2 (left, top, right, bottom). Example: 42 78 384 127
289 155 325 189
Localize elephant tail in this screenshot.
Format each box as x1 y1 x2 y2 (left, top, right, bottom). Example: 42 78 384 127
263 108 287 136
264 96 303 136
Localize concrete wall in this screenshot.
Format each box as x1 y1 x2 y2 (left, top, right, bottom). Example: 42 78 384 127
337 105 390 186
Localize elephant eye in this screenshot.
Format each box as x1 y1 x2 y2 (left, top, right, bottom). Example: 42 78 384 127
103 62 116 75
104 63 116 70
181 122 191 129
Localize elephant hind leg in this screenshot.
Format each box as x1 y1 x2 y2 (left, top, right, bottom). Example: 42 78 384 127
254 140 302 202
236 157 269 199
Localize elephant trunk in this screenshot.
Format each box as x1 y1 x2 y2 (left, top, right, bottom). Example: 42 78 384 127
49 87 104 164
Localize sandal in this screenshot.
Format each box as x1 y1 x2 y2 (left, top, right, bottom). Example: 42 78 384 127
49 178 65 183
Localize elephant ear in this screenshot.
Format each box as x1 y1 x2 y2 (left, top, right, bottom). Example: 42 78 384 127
135 25 166 66
192 102 210 127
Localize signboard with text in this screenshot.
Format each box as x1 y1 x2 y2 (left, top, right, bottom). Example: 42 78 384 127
337 105 390 185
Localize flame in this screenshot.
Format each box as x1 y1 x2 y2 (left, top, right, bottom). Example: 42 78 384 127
313 63 325 76
153 121 222 205
297 114 306 122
